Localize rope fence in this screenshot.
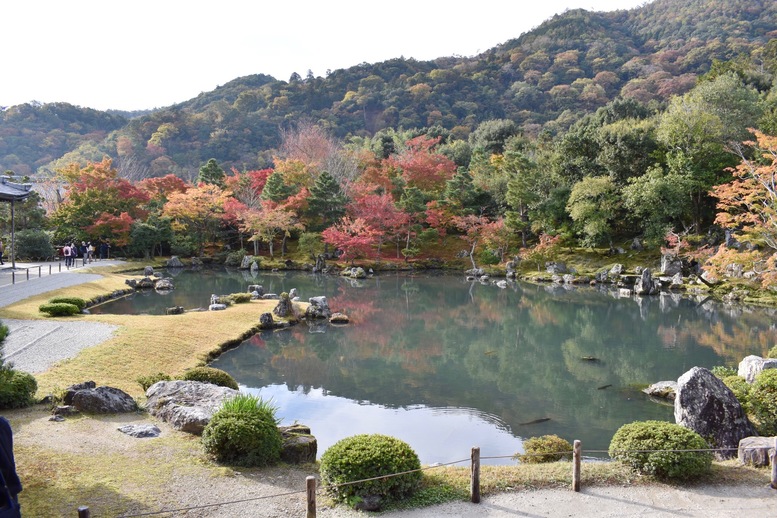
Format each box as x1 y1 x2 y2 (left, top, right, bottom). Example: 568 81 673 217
74 438 777 518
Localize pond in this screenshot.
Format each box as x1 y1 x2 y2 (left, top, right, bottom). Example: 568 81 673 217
92 269 777 465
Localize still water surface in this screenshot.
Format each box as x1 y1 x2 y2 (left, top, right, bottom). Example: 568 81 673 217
92 269 777 464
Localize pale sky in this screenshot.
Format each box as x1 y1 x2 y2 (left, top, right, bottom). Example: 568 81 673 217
2 0 651 112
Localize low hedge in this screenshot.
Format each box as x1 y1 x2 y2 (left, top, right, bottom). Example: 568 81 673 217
48 296 87 310
180 366 239 390
39 302 81 317
0 369 38 409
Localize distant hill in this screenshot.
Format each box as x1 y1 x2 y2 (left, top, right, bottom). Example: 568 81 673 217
1 0 775 178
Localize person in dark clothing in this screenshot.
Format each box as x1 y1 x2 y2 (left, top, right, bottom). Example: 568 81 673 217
0 416 22 513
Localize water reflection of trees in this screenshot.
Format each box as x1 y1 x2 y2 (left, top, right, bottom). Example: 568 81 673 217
210 274 777 449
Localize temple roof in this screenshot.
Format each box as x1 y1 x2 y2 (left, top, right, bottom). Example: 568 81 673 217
0 177 33 202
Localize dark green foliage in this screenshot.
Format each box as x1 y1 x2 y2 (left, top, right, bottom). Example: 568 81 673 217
320 434 422 507
306 171 348 231
609 420 712 480
224 249 246 267
38 302 80 317
13 229 55 260
48 296 86 310
136 372 172 391
748 369 777 436
0 369 38 409
514 434 573 464
180 366 239 390
202 394 282 466
170 234 197 257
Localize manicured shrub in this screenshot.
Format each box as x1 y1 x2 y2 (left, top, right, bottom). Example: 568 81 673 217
137 372 172 391
224 249 246 267
767 345 777 359
39 302 80 316
0 369 38 409
15 229 55 261
319 434 422 507
225 292 252 304
749 369 777 435
180 366 239 390
722 375 750 413
609 420 711 480
202 394 282 466
514 434 573 464
48 296 87 310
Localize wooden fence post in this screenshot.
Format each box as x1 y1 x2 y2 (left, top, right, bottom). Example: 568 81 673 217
471 446 481 503
572 440 581 492
77 506 90 517
306 475 316 518
771 437 777 490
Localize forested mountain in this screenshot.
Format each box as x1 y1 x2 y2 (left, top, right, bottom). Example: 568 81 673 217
1 0 775 178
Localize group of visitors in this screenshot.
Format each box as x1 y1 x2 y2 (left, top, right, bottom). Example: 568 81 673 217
61 240 110 267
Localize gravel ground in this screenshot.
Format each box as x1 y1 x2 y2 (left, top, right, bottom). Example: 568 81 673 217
0 260 125 373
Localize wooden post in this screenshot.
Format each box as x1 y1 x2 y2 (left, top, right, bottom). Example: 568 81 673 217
771 437 777 490
306 475 316 518
11 271 15 284
38 265 41 277
572 440 581 492
77 506 90 518
470 446 481 503
26 269 29 280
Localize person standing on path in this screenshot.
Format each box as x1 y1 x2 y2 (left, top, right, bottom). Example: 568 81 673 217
63 243 72 267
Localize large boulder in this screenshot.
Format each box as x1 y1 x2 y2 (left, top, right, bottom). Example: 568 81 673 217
273 292 294 318
65 383 138 414
738 355 777 384
305 296 332 319
239 255 254 270
280 424 317 464
661 254 683 276
674 367 756 458
154 278 175 291
145 380 239 435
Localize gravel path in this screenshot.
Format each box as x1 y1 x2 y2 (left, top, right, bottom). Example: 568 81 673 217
0 260 126 373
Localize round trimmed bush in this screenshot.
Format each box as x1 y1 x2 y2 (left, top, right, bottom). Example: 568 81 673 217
609 420 711 480
319 434 422 507
514 434 573 464
180 366 239 390
749 369 777 435
0 369 38 409
226 292 252 304
767 345 777 359
48 296 87 310
39 302 80 316
202 394 282 466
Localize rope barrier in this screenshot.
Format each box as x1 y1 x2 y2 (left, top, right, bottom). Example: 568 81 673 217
117 488 306 517
90 442 764 517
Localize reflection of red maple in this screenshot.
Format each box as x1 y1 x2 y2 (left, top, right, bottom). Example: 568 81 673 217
246 334 266 348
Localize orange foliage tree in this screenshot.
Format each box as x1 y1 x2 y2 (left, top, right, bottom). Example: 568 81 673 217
162 183 228 256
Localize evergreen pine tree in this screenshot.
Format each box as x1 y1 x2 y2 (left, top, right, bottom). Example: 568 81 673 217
197 159 226 187
306 171 347 231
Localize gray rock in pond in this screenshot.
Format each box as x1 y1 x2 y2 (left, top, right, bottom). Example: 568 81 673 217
546 262 567 274
738 436 776 467
306 296 332 319
674 367 756 458
167 256 184 268
609 263 624 276
738 355 777 384
118 424 162 438
273 292 294 318
145 380 239 435
154 278 175 291
69 386 139 414
239 255 254 270
143 266 154 276
634 268 659 296
661 253 683 276
289 288 298 299
166 306 185 315
209 303 227 311
248 284 264 296
259 312 275 329
329 312 350 324
643 381 677 400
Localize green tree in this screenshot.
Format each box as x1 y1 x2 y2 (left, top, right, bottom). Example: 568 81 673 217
261 171 296 203
566 176 620 247
622 166 693 244
198 158 226 187
305 171 347 231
